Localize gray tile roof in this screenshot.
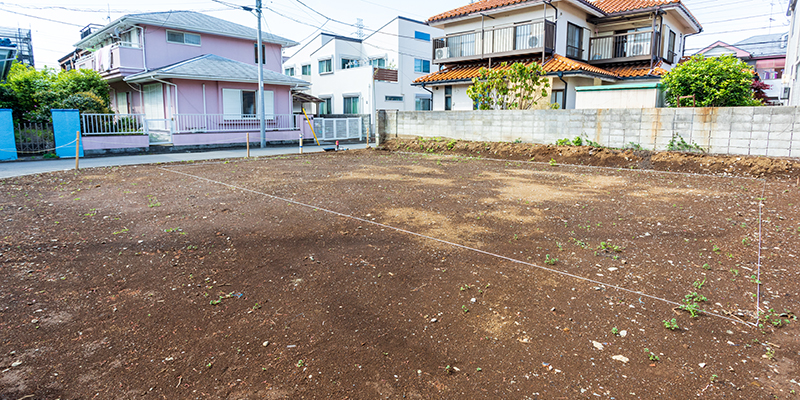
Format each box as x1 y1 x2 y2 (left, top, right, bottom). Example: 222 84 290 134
734 32 789 58
77 11 298 48
124 54 310 87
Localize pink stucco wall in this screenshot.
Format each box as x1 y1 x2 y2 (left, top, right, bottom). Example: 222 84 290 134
172 79 293 115
82 135 149 150
142 24 282 71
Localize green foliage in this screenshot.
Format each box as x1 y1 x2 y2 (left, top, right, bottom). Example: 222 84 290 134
467 62 550 110
1 62 111 123
666 134 705 153
661 54 762 107
663 318 679 330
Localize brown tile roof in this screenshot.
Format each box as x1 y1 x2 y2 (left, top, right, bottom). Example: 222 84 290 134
428 0 682 23
414 54 667 83
413 55 663 84
591 0 679 14
604 60 667 77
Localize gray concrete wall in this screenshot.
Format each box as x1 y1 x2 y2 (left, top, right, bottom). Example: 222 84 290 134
377 107 800 157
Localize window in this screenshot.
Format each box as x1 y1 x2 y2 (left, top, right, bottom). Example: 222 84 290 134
666 30 676 64
444 85 452 111
116 92 129 114
285 67 295 76
385 95 403 102
551 89 564 109
319 59 332 74
414 31 431 41
302 64 311 75
167 30 201 46
370 58 386 68
341 58 360 69
415 97 432 111
343 96 359 114
254 44 266 64
223 88 274 119
566 23 583 59
319 98 332 115
414 59 431 73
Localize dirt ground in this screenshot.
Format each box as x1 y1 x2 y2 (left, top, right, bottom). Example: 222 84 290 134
1 143 799 399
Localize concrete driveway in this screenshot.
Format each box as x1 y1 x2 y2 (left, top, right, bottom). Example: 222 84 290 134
0 143 368 179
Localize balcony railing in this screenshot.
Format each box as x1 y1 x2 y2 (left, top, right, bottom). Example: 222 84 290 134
588 30 659 64
432 19 555 64
174 114 296 134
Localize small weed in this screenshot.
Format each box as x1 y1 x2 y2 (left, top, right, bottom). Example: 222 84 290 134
749 274 761 285
765 348 775 360
297 360 305 367
730 268 739 277
462 305 469 313
544 254 558 265
112 228 129 235
663 318 679 330
742 237 751 247
702 263 711 270
445 365 452 374
710 374 718 383
146 194 161 208
693 277 706 290
644 348 660 362
667 134 704 153
680 292 707 318
548 158 557 167
611 327 619 335
712 245 720 253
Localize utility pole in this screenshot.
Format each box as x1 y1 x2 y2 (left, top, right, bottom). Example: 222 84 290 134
256 0 266 148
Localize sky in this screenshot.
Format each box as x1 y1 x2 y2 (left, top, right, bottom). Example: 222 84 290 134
0 0 792 70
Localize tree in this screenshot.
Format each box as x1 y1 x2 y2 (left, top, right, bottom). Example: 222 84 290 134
0 62 111 123
467 62 551 110
661 54 762 107
751 76 771 104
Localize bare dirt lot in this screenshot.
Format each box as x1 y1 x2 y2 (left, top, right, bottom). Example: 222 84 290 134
1 142 799 399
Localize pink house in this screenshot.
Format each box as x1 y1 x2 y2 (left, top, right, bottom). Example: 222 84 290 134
71 11 310 147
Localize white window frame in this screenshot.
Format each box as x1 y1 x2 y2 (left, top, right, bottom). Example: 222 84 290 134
222 88 274 120
319 58 333 75
166 30 201 46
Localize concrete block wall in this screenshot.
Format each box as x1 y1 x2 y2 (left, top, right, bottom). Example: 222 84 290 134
377 107 800 157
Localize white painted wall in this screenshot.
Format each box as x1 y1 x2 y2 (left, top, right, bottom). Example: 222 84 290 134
431 83 473 111
786 5 800 105
575 87 662 109
284 17 441 122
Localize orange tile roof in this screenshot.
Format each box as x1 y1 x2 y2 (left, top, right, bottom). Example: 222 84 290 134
604 60 667 77
413 55 664 84
591 0 679 14
428 0 682 23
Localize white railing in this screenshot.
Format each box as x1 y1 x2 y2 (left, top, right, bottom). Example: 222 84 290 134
174 114 296 133
81 113 147 135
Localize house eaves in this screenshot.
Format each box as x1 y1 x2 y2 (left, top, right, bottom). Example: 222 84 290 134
75 11 299 49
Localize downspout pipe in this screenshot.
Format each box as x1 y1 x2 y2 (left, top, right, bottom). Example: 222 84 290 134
557 71 568 109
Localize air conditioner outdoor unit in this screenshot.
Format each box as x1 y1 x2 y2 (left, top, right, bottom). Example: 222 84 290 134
528 36 539 48
781 86 791 100
435 48 449 59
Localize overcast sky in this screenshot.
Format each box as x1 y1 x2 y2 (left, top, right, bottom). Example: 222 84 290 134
0 0 791 70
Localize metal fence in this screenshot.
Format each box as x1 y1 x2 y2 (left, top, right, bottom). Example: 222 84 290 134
174 114 296 134
15 122 55 156
81 113 146 135
313 117 363 140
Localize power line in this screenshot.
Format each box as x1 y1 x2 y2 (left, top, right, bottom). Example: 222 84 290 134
0 8 83 27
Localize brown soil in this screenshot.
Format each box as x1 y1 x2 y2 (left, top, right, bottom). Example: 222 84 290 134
382 138 800 180
1 147 799 399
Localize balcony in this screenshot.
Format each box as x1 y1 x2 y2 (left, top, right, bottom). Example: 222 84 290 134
588 30 660 65
75 42 144 79
432 19 555 64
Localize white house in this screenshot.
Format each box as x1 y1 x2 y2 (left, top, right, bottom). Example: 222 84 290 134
785 0 800 105
414 0 702 110
284 16 442 124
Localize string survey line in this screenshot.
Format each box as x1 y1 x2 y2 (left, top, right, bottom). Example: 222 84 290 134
159 166 752 327
0 138 78 154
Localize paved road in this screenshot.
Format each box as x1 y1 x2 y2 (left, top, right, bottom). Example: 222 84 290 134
0 143 369 179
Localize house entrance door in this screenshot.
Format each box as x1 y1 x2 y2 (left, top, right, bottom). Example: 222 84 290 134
143 83 172 144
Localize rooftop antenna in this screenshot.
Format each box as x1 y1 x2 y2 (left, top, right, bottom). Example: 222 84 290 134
356 18 365 39
769 0 774 34
107 3 111 23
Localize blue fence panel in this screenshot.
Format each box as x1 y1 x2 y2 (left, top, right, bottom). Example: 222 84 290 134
0 109 16 161
52 109 84 158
